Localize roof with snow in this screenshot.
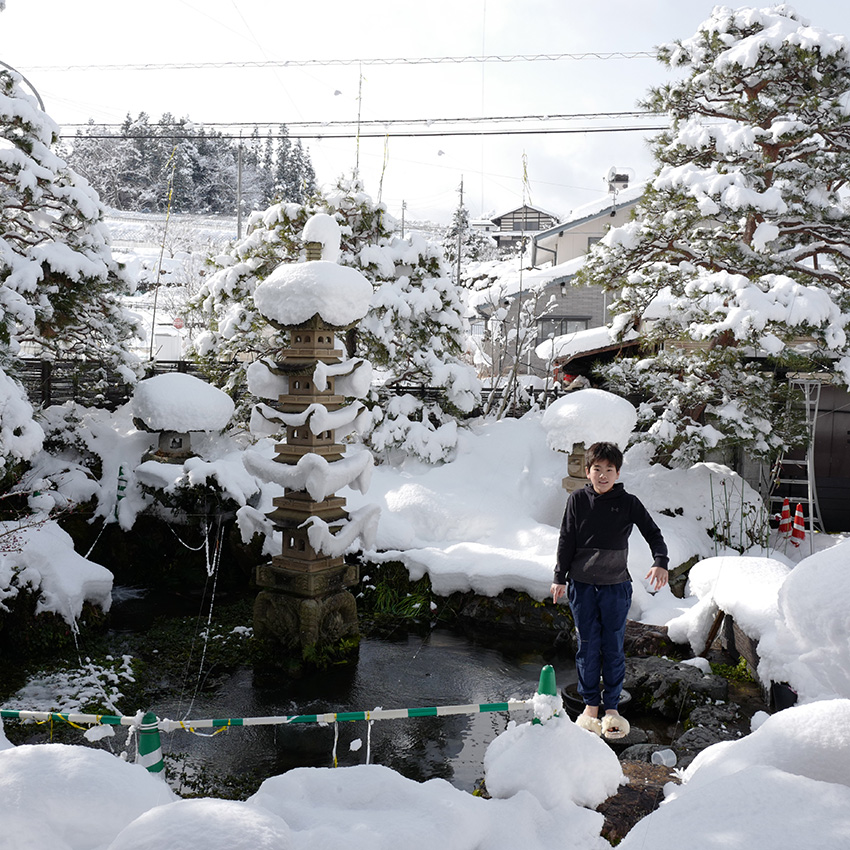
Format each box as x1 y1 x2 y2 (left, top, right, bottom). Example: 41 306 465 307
488 203 563 225
534 183 645 241
535 324 640 363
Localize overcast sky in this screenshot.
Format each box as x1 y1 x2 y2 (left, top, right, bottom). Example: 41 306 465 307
4 1 850 224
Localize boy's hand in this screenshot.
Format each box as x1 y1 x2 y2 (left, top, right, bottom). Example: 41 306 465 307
645 567 668 591
551 583 566 603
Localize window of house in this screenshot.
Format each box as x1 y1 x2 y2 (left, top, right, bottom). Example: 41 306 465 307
537 316 589 342
587 236 601 251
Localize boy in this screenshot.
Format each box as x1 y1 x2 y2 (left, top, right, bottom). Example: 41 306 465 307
551 441 668 739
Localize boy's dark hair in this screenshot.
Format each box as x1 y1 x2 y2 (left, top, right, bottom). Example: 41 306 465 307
584 441 623 471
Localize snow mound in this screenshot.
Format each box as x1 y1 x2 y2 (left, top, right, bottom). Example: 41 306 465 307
0 744 176 850
484 712 623 809
132 373 234 432
541 389 637 453
253 261 372 327
620 699 850 848
107 798 293 850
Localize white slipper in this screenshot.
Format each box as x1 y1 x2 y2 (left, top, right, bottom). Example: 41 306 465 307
575 714 602 736
601 713 630 739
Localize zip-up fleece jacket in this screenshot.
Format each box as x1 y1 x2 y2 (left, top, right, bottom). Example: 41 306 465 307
554 482 669 585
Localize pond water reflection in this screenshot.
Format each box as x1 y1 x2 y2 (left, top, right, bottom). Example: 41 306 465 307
155 628 577 794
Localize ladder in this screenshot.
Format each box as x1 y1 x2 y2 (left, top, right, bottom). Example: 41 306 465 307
769 375 826 551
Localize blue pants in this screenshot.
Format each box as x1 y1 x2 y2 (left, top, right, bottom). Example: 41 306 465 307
568 580 632 711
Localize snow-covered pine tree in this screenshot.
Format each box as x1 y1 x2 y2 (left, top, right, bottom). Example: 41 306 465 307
0 69 139 370
271 127 316 204
0 68 140 474
579 6 850 465
189 176 479 462
442 198 497 272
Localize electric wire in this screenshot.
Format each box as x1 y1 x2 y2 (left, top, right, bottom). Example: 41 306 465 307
59 125 668 142
27 52 657 73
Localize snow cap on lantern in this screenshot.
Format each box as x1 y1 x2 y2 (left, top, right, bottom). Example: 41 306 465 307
301 213 342 262
541 388 637 454
132 372 235 461
133 373 235 432
254 262 372 327
253 212 372 328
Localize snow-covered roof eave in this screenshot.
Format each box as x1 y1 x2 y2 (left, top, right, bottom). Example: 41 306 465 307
533 184 646 243
490 203 563 224
535 325 641 363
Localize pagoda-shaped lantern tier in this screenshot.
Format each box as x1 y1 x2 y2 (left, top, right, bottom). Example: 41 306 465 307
244 214 378 658
267 315 352 576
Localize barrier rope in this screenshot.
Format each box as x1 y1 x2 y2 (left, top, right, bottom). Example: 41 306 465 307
1 698 534 733
2 665 559 777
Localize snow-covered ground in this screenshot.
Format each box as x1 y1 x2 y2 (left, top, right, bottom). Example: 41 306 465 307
2 386 850 848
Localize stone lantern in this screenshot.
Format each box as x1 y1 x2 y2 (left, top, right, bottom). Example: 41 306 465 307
132 372 235 464
540 388 638 493
243 214 378 665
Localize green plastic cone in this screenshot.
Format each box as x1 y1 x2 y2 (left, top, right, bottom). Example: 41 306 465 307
537 664 558 697
136 712 164 775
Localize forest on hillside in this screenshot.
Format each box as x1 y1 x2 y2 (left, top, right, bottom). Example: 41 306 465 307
63 114 316 216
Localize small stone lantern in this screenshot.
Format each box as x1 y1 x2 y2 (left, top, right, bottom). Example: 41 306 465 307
540 389 638 492
132 372 235 464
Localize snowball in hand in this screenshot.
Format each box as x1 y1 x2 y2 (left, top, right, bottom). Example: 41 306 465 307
541 388 637 453
132 372 235 432
253 261 373 327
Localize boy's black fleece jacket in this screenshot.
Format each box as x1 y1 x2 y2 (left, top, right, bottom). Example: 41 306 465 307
553 482 669 586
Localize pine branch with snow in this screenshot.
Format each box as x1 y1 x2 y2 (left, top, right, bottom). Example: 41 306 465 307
579 5 850 462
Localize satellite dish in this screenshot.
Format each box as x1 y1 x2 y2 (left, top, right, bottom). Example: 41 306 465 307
606 167 633 192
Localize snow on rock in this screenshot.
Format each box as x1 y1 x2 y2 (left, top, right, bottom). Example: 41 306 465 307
313 358 373 398
541 389 637 453
106 798 293 850
243 445 373 502
132 373 234 432
3 521 113 627
246 358 288 400
757 539 850 702
0 744 176 850
619 699 850 849
666 555 791 655
666 540 850 703
250 400 370 439
305 504 380 557
253 261 372 327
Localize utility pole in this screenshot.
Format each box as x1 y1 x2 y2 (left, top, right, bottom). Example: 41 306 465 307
401 201 406 239
456 176 464 289
236 136 243 240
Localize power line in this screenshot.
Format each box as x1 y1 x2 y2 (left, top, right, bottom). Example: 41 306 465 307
60 126 667 142
26 52 657 73
59 111 657 132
